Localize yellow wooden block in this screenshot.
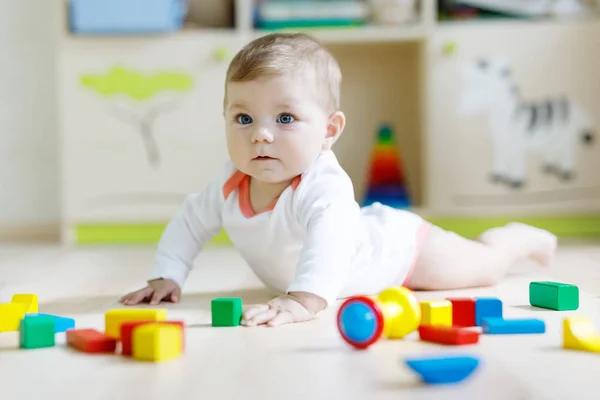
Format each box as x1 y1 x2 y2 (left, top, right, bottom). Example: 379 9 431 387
420 300 452 327
104 309 167 339
0 303 27 332
133 323 183 362
563 316 600 353
11 294 38 313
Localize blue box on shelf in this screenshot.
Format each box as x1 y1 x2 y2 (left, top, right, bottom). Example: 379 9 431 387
70 0 188 34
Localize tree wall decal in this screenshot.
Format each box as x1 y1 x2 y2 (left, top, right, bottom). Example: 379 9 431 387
80 66 194 169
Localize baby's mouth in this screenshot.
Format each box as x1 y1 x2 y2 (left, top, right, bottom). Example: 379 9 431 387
254 156 276 160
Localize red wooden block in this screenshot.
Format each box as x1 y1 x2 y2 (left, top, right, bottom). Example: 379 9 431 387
120 320 185 356
418 325 479 345
447 298 476 327
66 328 117 353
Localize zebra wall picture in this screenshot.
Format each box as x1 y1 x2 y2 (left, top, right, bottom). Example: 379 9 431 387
458 57 595 189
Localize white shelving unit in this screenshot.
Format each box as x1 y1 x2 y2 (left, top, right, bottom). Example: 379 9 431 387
56 0 600 244
58 0 435 43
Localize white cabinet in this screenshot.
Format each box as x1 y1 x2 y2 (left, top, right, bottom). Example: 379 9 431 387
58 33 244 229
425 20 600 216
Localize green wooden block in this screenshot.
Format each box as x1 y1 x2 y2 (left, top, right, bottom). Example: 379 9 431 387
529 281 579 311
211 298 242 327
20 315 55 349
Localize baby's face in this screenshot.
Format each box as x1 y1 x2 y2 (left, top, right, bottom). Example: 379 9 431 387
224 74 331 184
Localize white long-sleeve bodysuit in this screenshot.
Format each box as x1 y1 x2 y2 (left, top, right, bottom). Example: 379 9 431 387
151 150 430 307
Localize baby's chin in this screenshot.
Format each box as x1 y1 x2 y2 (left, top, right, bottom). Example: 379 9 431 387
246 167 299 185
250 171 296 185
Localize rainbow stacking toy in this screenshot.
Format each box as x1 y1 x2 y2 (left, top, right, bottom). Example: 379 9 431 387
363 124 411 209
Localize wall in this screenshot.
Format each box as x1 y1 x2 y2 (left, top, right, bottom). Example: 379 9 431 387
0 1 60 240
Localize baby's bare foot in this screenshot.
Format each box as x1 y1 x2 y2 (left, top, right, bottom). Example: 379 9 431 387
478 223 557 267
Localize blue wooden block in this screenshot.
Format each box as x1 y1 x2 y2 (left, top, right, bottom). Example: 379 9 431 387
481 317 545 334
70 0 187 34
26 313 75 333
475 297 503 326
405 355 480 385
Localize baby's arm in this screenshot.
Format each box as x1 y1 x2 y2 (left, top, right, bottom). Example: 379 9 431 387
243 186 360 326
120 168 228 305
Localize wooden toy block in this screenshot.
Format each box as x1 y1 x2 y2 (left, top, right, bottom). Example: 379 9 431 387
420 300 452 327
66 329 117 353
563 316 600 353
474 297 502 326
446 298 476 327
405 355 480 385
133 323 183 362
11 294 38 313
530 281 579 311
481 317 545 334
120 320 185 356
0 303 27 332
104 308 167 339
418 325 479 345
27 313 75 333
19 314 55 349
211 298 243 327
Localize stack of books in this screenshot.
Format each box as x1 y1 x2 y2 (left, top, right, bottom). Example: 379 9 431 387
254 0 370 30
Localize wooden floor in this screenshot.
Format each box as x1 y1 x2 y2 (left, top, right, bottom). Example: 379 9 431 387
1 240 599 399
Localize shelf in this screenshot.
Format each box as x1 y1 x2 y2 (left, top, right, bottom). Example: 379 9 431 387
60 24 428 46
253 24 427 44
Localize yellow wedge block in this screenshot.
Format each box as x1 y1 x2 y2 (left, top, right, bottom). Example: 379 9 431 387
420 300 452 327
11 294 39 313
105 309 167 339
133 323 183 362
0 303 27 332
563 316 600 353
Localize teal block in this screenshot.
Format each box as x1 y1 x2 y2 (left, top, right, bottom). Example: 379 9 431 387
529 281 579 311
211 298 242 327
20 315 55 349
27 313 75 333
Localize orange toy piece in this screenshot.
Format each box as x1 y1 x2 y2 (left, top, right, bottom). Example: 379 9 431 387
66 329 117 353
418 325 479 345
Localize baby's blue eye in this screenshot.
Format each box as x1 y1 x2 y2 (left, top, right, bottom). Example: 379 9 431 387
277 114 295 124
237 114 253 125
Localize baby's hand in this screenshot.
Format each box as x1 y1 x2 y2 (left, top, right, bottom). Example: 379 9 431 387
119 278 181 306
242 293 324 327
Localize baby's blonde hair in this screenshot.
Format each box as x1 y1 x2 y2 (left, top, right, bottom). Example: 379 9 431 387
225 33 341 113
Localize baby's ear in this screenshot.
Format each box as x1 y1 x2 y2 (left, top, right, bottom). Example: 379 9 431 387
323 111 346 150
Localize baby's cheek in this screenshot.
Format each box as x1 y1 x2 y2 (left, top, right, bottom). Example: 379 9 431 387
226 136 248 164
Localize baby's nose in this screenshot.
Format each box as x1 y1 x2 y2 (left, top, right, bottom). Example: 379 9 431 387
252 127 274 143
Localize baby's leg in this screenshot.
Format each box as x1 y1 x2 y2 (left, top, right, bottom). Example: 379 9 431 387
406 223 557 290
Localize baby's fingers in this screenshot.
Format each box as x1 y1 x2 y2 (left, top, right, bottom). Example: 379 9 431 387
170 287 182 303
242 305 269 322
121 287 153 305
267 311 293 327
244 308 278 327
149 287 171 305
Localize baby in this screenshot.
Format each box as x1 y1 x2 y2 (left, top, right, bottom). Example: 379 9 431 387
120 33 557 327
